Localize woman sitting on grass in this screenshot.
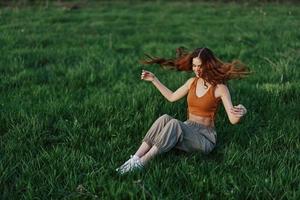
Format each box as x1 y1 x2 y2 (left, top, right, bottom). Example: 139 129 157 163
116 47 250 175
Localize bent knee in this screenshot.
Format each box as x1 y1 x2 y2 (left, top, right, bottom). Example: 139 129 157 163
167 118 180 126
159 114 173 121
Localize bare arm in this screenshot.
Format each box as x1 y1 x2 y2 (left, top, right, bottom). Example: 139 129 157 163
141 70 194 102
215 84 247 124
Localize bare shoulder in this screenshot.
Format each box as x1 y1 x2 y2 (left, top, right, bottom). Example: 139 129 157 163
186 77 196 90
215 84 229 98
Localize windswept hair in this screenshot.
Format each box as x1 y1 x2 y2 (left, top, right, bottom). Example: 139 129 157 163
141 47 250 86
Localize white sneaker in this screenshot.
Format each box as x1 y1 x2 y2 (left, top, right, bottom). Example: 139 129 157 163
116 155 144 175
115 155 135 172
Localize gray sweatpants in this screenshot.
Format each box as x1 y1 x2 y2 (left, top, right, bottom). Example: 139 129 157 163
142 114 217 154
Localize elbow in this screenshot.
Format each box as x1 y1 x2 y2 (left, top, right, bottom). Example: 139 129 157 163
230 120 239 125
168 94 176 102
229 117 240 125
168 98 175 103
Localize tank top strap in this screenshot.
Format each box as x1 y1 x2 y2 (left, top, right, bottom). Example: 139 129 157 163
209 85 219 123
190 77 199 89
209 84 216 97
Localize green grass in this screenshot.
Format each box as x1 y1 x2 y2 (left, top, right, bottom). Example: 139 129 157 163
0 1 299 199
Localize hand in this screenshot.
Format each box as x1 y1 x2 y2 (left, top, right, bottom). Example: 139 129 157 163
230 104 247 118
141 70 155 82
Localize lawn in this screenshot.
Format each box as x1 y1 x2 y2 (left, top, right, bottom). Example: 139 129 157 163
0 1 299 199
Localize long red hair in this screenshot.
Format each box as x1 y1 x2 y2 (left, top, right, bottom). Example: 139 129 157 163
141 47 250 86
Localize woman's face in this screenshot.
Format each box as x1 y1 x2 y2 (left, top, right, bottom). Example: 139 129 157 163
192 57 203 77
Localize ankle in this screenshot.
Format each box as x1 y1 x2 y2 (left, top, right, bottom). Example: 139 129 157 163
140 157 147 166
133 154 140 159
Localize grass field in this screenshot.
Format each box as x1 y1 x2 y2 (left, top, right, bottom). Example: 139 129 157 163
0 1 299 199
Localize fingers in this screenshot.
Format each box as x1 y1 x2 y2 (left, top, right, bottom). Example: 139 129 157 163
141 70 152 79
230 107 241 114
141 71 148 79
230 106 246 117
140 70 152 80
141 70 146 79
236 104 247 115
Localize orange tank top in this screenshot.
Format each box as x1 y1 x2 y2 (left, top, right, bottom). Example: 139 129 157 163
187 78 221 121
